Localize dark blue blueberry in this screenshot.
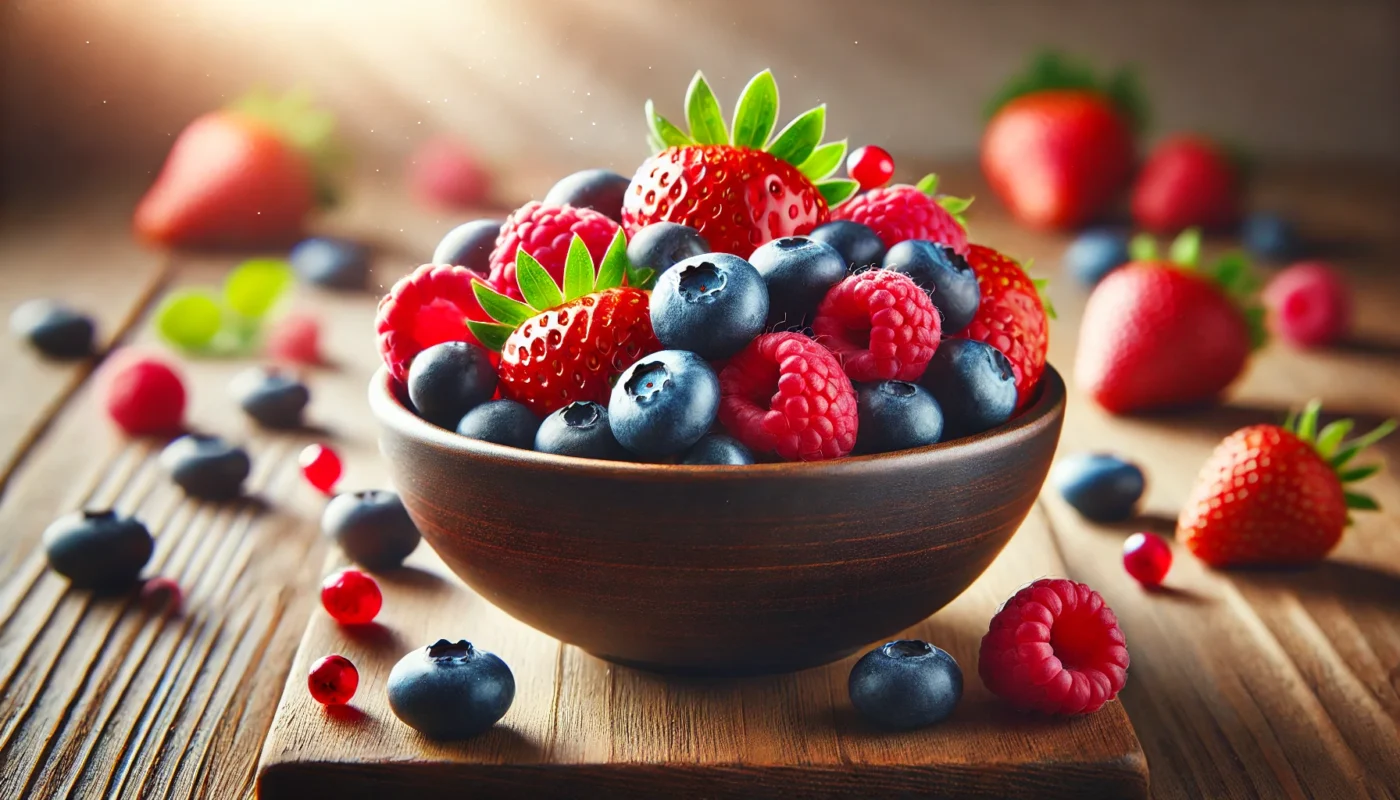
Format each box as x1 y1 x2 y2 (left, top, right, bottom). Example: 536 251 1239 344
231 367 309 429
10 299 95 359
407 341 499 429
849 640 963 730
1241 211 1300 262
610 351 720 457
1064 228 1131 286
681 434 754 465
535 401 627 460
650 254 767 360
321 489 422 571
1050 453 1146 523
855 380 944 454
289 237 370 290
917 338 1017 440
43 510 153 590
432 219 503 276
543 169 631 223
882 240 981 335
456 399 539 450
626 222 711 278
159 434 251 500
387 639 515 740
748 236 846 329
810 220 886 274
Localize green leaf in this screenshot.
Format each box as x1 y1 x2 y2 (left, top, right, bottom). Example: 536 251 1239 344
817 178 860 208
1205 252 1261 297
646 132 665 154
155 289 222 350
1169 228 1202 267
730 69 778 149
1340 464 1381 483
224 258 293 319
595 229 630 291
1129 234 1158 262
1335 419 1399 466
1295 399 1323 442
915 174 939 195
626 265 657 290
646 99 693 149
937 195 975 227
466 320 514 353
1032 277 1058 320
472 279 534 327
685 72 728 145
1243 306 1268 351
766 105 825 166
1283 409 1299 433
985 51 1148 132
1103 67 1149 132
798 140 847 181
1344 492 1380 511
514 249 563 310
562 235 596 302
1315 419 1354 458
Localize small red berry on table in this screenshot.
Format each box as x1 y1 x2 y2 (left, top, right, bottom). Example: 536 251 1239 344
101 351 187 436
140 576 183 613
299 443 342 494
308 654 358 705
846 145 895 191
321 569 382 625
1122 532 1172 587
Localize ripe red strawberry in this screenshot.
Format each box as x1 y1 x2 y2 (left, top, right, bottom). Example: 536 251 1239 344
962 245 1052 409
981 53 1142 229
1178 401 1393 567
1075 230 1263 414
1132 135 1240 233
134 91 339 248
470 231 661 416
831 174 972 254
486 201 620 301
623 70 859 258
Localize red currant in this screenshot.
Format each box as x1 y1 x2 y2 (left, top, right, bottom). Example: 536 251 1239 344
1123 532 1173 587
846 145 895 191
299 443 342 494
308 653 358 705
321 568 383 625
139 576 183 613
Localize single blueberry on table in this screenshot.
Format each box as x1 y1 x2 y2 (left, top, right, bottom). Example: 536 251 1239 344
917 338 1017 440
230 367 310 429
535 401 627 460
626 222 711 278
855 380 944 454
387 639 516 740
1064 228 1131 286
882 240 981 335
1051 453 1146 523
609 350 720 457
159 434 251 500
289 236 370 290
849 640 963 730
1241 211 1301 262
10 299 95 359
407 341 499 429
456 399 540 450
43 510 154 590
681 434 754 466
748 236 846 329
809 220 886 274
650 253 767 360
321 489 422 571
432 219 504 275
543 169 631 223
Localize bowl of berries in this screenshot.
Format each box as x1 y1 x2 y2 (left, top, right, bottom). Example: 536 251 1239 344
369 70 1061 675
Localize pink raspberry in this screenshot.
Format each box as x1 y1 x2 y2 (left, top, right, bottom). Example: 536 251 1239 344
1262 261 1351 348
979 578 1129 715
100 350 186 436
408 136 492 209
832 180 969 254
718 333 858 462
375 264 489 384
266 311 322 366
486 201 620 300
813 270 941 382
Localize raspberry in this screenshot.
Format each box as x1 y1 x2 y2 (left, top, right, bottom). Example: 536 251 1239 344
487 201 620 300
375 264 488 383
408 137 491 209
1262 261 1351 348
100 350 187 436
813 271 941 382
266 310 322 365
718 332 858 461
978 578 1129 715
832 183 968 254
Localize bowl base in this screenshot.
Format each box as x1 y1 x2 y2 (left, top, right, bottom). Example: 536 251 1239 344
594 646 861 678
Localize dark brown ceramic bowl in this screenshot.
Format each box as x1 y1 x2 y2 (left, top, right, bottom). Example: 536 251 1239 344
370 365 1066 675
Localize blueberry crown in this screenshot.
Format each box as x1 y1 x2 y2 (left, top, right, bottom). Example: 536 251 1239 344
1283 399 1395 519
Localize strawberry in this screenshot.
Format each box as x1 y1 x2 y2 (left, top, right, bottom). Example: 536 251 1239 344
1178 401 1394 567
962 244 1052 410
469 231 661 416
623 70 858 258
981 53 1143 229
1132 135 1240 233
134 90 340 248
831 174 972 254
1075 230 1264 414
486 201 621 301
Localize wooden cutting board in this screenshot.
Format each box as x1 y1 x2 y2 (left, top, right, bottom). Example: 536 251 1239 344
256 499 1148 799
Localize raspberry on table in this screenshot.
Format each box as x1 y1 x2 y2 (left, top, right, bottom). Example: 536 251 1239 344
375 264 488 384
718 332 858 462
266 311 323 366
978 578 1129 715
486 201 620 301
813 270 941 383
100 350 187 436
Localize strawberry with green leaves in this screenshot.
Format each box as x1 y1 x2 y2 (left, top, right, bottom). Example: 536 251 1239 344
1179 401 1394 567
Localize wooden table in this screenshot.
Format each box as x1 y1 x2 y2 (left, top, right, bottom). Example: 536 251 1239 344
1 165 1397 798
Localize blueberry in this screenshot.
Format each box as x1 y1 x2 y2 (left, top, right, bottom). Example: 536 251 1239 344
855 380 944 454
432 219 503 275
809 220 886 273
535 401 626 460
1242 211 1300 262
849 640 963 730
230 367 309 429
543 169 631 223
10 299 95 359
748 236 846 329
882 240 981 335
650 254 767 360
407 341 498 429
626 222 711 278
322 489 422 570
387 639 515 740
610 351 720 457
1064 228 1130 286
917 339 1017 440
159 434 251 500
1051 453 1146 522
289 237 370 290
681 434 754 465
43 510 154 590
456 399 540 449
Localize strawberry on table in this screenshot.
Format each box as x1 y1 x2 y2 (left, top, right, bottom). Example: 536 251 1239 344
962 244 1052 410
831 173 972 255
1132 135 1241 234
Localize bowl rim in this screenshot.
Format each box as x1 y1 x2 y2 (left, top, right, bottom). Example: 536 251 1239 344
369 363 1066 478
